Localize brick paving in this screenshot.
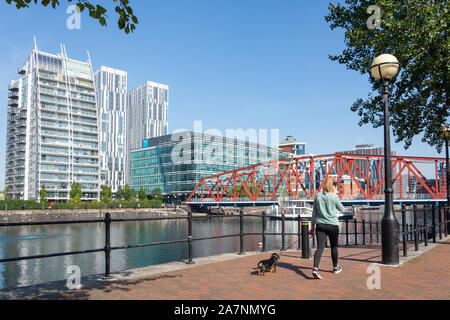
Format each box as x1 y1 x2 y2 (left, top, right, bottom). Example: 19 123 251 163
24 238 450 300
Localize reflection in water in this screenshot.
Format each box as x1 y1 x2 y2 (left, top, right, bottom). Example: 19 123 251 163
0 208 433 290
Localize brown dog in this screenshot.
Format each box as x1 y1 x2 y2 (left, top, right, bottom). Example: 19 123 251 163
252 253 280 276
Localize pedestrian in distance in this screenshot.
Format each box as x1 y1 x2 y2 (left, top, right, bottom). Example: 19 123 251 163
309 176 344 279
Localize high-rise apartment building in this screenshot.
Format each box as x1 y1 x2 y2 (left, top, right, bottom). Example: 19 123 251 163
126 81 169 183
5 45 100 201
94 66 127 192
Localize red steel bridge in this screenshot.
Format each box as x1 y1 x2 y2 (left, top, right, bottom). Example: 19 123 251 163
187 154 447 207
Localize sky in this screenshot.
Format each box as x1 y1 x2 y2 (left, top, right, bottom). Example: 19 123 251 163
0 0 443 188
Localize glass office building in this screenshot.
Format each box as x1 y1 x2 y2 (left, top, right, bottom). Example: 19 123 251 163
129 131 291 196
5 45 100 201
94 66 127 192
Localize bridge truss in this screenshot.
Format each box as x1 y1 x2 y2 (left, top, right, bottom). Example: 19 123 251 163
187 154 447 206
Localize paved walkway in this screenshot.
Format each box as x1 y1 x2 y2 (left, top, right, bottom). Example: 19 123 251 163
2 238 449 300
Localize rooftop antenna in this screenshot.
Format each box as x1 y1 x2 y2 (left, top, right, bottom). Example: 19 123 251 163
33 36 38 52
87 50 92 65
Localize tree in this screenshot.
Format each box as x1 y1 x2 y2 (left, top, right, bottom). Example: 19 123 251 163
1 186 10 201
5 0 138 34
100 185 112 203
122 184 134 201
116 187 124 200
39 185 48 204
150 188 162 201
70 182 82 206
138 188 147 201
325 0 449 151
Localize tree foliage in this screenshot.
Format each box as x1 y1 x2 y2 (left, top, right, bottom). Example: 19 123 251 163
150 188 162 201
39 185 48 204
1 186 10 201
100 185 112 203
70 182 82 204
5 0 138 34
138 187 146 201
122 184 135 201
325 0 449 151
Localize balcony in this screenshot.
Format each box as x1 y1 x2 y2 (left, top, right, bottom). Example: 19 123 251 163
8 91 19 99
8 98 18 107
18 66 26 75
8 82 19 91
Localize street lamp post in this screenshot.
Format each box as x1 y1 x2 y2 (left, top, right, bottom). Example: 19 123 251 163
370 54 400 265
441 125 450 231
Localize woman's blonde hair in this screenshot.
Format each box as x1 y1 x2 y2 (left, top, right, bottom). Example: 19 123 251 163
323 176 337 193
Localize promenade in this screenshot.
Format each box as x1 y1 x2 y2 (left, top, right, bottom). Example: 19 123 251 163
2 237 449 300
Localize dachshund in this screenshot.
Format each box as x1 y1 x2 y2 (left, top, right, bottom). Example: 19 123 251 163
252 253 280 276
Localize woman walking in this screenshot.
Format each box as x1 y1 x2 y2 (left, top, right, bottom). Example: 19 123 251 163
309 176 344 279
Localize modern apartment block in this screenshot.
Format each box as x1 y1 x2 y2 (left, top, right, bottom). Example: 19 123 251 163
94 66 127 192
5 45 101 201
126 81 169 182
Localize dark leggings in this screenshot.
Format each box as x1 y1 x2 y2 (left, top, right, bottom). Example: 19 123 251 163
313 223 339 268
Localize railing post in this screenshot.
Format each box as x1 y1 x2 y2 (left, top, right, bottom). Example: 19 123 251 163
369 218 373 244
238 209 245 255
376 220 379 243
281 211 286 251
354 218 358 245
187 211 195 264
401 204 407 257
297 214 301 250
362 220 366 245
432 204 436 243
301 219 311 259
345 219 349 246
262 211 267 252
438 203 443 240
413 204 418 251
445 204 448 237
104 212 111 278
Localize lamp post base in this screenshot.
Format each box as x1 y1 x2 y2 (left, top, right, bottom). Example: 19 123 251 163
381 218 400 265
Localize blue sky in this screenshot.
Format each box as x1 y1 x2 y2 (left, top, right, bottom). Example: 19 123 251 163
0 0 442 188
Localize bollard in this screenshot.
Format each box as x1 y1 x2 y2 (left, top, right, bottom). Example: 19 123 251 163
432 204 436 243
281 211 286 251
300 219 311 259
104 212 112 278
413 205 418 251
262 211 267 252
187 211 195 264
401 204 407 257
438 204 443 240
297 214 301 250
238 209 245 255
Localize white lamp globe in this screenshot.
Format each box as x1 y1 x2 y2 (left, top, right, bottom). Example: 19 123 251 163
370 54 400 80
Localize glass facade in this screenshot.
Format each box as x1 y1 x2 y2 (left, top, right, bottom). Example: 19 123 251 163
130 132 291 195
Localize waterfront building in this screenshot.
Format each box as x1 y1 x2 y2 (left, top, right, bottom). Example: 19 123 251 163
4 44 100 201
126 81 169 183
278 135 306 156
94 66 127 192
129 131 291 197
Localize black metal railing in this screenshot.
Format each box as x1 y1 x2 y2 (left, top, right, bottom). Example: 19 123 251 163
0 205 449 279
